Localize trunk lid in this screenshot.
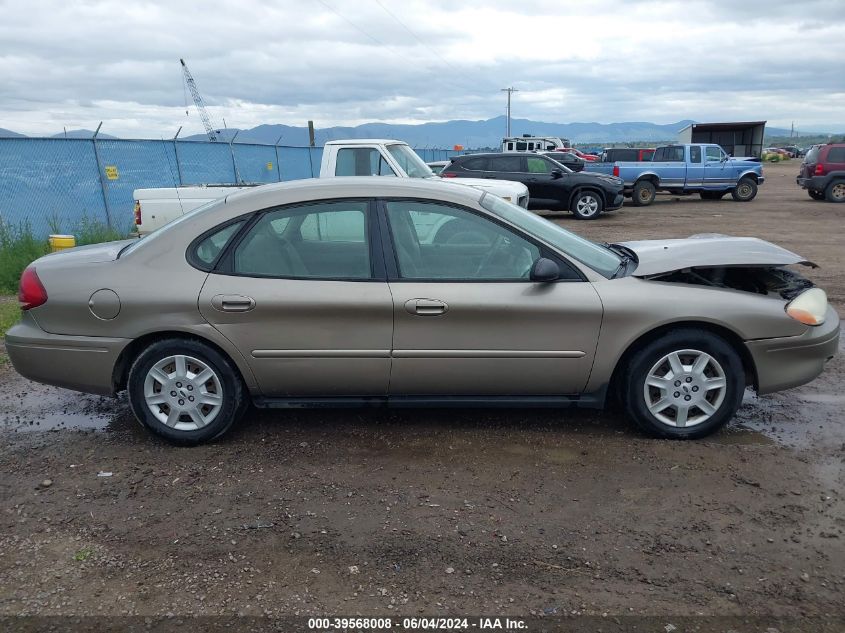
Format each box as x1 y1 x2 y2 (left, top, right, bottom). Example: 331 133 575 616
35 239 137 268
617 235 816 277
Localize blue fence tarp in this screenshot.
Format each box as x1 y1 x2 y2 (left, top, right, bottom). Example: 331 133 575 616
0 137 472 237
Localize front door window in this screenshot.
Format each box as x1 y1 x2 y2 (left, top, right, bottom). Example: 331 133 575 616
385 201 539 280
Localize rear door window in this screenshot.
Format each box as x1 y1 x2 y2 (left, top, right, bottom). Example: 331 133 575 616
491 155 523 172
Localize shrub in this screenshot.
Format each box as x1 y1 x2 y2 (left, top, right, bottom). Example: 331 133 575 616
0 221 50 294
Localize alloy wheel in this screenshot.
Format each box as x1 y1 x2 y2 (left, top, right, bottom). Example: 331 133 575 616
576 195 599 217
832 183 845 201
642 349 727 428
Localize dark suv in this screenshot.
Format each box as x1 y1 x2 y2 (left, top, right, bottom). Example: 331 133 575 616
442 153 625 219
541 151 586 172
797 143 845 202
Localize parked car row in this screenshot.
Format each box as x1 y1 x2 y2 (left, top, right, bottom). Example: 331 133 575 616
441 152 624 219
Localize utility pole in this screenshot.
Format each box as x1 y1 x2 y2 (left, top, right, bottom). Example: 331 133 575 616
501 87 519 137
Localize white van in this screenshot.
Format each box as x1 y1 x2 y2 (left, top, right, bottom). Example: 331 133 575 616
502 136 570 153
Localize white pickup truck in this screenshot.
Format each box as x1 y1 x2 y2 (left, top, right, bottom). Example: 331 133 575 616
133 139 528 235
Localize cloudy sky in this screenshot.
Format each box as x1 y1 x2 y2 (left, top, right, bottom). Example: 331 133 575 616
1 0 843 137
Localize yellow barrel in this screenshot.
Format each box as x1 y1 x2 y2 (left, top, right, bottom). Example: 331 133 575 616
48 234 76 252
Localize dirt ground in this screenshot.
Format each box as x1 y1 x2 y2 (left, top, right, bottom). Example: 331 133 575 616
0 161 843 625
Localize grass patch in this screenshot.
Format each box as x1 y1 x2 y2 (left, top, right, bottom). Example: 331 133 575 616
0 299 20 365
0 222 50 294
76 216 129 245
0 217 129 295
0 300 19 338
73 547 93 562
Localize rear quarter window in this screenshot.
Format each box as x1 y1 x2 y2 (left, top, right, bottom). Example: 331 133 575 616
826 147 845 163
460 157 489 171
192 221 245 269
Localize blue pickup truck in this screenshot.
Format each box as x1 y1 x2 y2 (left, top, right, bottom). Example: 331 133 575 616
584 143 764 206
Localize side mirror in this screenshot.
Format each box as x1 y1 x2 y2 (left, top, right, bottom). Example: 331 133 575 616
551 169 563 179
530 257 560 282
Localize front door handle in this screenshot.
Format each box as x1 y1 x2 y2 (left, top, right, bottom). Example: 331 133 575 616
211 294 256 313
405 298 448 316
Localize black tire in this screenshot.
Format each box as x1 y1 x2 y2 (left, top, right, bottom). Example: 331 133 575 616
824 180 845 203
128 338 246 446
699 191 726 200
632 180 656 206
808 190 826 201
621 328 745 440
570 190 603 219
731 177 758 202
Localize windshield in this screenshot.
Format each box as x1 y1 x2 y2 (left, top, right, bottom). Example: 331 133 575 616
479 194 622 278
119 198 222 257
386 144 435 178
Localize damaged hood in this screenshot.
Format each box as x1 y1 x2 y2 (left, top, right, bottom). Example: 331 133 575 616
617 234 816 277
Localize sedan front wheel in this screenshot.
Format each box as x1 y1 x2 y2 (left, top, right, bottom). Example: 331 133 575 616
128 339 246 445
622 329 745 439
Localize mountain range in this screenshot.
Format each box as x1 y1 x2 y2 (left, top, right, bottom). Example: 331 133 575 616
0 116 833 147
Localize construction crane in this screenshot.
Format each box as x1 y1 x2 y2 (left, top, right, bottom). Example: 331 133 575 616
180 58 219 142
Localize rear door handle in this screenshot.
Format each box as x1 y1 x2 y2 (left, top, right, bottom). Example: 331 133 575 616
211 294 256 313
405 298 448 316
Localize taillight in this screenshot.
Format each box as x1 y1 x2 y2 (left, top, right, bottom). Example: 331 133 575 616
18 266 48 310
613 165 620 177
441 172 457 178
134 200 142 225
814 163 824 176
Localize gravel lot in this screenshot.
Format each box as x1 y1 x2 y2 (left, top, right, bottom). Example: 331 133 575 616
0 161 843 624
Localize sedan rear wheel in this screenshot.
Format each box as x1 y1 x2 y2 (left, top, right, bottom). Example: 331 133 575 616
622 329 745 439
128 339 245 445
570 191 603 219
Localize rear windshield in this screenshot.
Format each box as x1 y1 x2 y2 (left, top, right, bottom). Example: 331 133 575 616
804 146 821 163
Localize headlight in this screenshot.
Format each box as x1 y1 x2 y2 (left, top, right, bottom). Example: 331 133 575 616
786 287 827 326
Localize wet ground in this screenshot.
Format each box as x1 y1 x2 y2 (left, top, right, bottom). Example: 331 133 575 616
0 161 843 619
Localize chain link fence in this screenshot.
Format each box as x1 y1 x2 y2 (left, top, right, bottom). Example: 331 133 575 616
0 138 465 238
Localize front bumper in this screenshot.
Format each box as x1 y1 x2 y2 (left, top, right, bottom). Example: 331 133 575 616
607 192 624 210
5 312 130 396
746 306 840 395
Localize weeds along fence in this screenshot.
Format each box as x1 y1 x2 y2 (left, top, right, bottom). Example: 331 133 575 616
0 138 462 238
